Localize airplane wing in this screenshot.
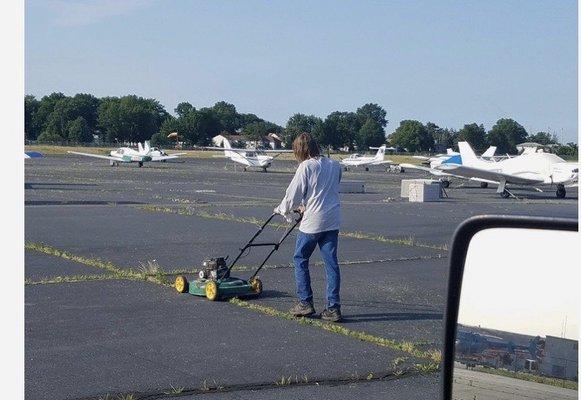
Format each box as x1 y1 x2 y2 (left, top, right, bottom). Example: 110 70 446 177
400 163 451 177
259 149 293 153
150 153 187 161
202 147 248 153
67 151 120 161
436 164 544 185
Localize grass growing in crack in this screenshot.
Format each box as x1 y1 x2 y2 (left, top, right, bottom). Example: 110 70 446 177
25 274 121 285
414 362 440 373
163 385 185 395
138 206 449 250
25 242 170 286
229 298 441 362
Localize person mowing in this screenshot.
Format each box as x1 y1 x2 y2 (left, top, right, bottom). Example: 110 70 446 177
274 133 342 322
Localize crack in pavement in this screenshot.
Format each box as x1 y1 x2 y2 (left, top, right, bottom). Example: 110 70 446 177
75 367 437 400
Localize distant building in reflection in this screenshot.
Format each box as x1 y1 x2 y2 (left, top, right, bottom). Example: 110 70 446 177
541 336 578 380
456 327 578 381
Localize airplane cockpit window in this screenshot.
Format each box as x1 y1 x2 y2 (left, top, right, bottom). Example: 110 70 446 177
247 152 256 157
118 149 124 154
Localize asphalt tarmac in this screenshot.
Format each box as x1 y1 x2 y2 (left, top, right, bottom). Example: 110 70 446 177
25 155 578 399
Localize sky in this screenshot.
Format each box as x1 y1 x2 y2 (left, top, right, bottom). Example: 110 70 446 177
26 0 578 143
459 228 578 340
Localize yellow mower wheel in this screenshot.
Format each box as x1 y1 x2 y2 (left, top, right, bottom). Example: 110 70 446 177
174 275 188 293
250 278 263 295
205 280 219 301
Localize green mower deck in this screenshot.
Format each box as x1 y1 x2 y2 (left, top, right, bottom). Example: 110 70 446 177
174 212 301 301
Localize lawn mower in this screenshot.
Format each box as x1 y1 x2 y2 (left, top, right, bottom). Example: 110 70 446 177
174 211 301 300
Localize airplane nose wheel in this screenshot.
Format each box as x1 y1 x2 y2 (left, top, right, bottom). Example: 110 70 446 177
138 162 143 168
365 167 369 171
556 185 566 198
500 189 511 198
440 180 450 188
480 182 488 188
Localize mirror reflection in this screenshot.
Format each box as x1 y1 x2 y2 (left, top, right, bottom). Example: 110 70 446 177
454 228 578 400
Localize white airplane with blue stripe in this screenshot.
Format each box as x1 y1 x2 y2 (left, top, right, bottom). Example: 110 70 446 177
68 141 186 167
400 146 497 188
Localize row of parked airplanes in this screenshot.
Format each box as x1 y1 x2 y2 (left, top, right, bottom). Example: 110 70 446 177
61 138 578 199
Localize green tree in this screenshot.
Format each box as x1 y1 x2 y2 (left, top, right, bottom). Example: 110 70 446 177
388 120 433 152
487 118 528 154
528 131 559 145
150 132 172 147
31 92 66 138
324 111 361 150
284 114 322 147
457 123 487 152
212 101 240 133
356 118 385 149
426 122 458 149
555 142 578 159
175 102 195 118
25 95 40 140
244 121 270 142
356 103 388 127
180 108 222 145
66 116 93 142
97 95 169 142
36 130 64 143
238 113 262 129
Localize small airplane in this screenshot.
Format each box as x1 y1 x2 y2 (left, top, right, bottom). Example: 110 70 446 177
204 138 293 172
68 141 186 167
401 146 497 188
436 141 578 198
341 145 399 171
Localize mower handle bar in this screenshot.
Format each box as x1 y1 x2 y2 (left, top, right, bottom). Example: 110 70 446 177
219 211 302 280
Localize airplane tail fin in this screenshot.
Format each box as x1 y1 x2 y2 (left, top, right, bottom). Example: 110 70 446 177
221 138 237 158
144 141 151 153
138 142 144 153
369 145 386 161
457 142 479 166
481 146 497 158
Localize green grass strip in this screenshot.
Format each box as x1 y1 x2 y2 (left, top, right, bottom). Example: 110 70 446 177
25 274 123 285
137 206 448 251
229 298 441 363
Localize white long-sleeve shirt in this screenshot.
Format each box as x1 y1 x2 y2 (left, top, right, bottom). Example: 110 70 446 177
274 156 342 234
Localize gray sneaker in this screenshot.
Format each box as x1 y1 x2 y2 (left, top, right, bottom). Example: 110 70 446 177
290 301 315 317
321 307 342 322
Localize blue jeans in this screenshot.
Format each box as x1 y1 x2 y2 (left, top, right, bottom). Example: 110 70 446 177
293 230 340 309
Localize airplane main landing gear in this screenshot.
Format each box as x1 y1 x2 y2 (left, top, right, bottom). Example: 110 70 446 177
556 185 566 198
365 167 369 171
480 182 488 188
109 160 118 167
262 167 268 173
440 179 450 188
500 189 511 198
138 161 144 168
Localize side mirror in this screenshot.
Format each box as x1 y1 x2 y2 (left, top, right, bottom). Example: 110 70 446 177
441 215 578 399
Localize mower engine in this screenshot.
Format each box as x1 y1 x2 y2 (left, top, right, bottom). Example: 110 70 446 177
198 257 229 280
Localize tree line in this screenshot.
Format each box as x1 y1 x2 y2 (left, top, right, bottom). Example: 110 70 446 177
25 92 577 157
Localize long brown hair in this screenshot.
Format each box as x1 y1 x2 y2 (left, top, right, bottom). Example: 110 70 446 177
292 133 320 162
